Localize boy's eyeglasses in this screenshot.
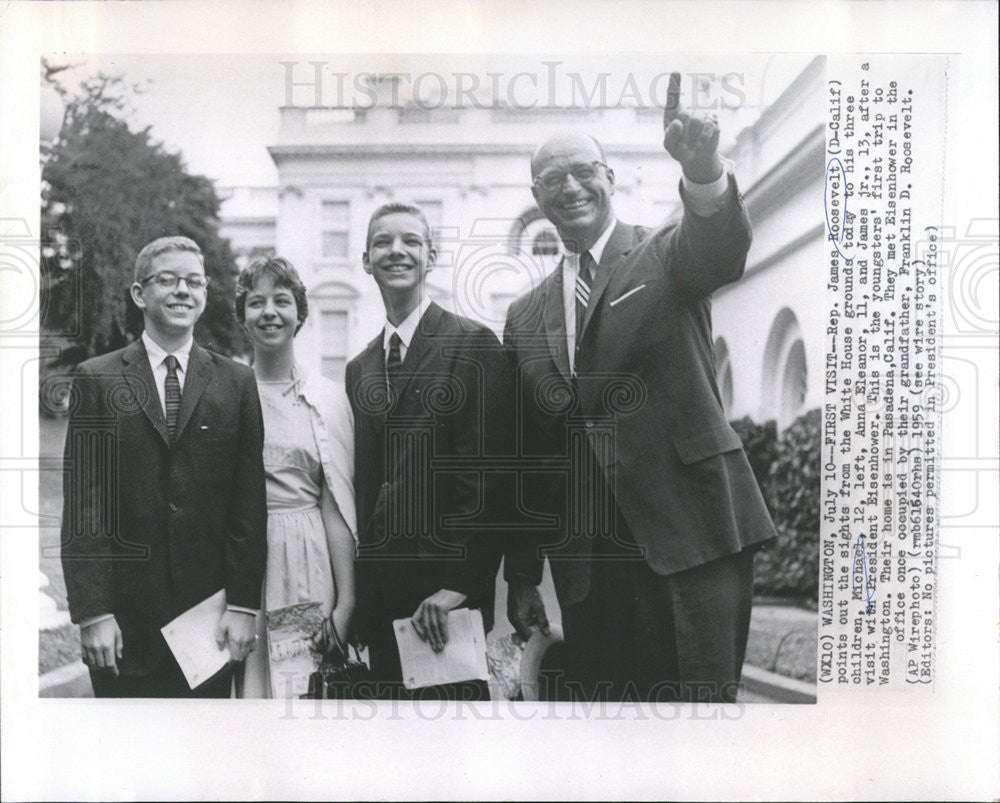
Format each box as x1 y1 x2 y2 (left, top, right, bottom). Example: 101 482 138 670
140 272 210 291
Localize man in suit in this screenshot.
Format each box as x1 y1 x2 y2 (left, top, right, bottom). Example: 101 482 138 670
60 236 267 697
503 73 777 703
346 203 509 699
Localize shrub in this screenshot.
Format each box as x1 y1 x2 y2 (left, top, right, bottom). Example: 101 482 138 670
732 409 821 603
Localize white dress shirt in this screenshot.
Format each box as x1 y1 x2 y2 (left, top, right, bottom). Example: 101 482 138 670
562 158 736 372
141 330 193 417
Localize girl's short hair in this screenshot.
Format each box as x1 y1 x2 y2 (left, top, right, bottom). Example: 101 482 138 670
235 255 309 333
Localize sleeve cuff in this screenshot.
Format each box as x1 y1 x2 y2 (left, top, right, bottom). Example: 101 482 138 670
226 604 259 616
505 569 541 585
680 157 734 217
80 613 115 629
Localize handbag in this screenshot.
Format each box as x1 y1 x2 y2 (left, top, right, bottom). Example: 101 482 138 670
303 621 371 699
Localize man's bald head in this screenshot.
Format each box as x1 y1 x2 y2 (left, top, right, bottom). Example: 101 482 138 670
530 132 607 178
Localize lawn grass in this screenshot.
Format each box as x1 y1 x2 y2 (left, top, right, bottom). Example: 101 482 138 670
39 415 69 610
39 623 80 675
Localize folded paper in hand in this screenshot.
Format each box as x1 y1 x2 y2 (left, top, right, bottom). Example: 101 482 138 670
160 589 229 689
393 608 490 690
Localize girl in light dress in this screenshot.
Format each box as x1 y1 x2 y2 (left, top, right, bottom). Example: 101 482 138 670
234 256 356 698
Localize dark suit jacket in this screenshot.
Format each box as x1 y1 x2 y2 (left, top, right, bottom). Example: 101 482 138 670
60 338 267 676
503 177 777 606
346 303 510 642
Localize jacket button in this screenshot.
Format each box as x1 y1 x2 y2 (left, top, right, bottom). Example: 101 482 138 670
168 503 178 513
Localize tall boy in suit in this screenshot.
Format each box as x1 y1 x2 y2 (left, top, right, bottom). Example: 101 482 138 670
346 204 509 699
60 236 267 697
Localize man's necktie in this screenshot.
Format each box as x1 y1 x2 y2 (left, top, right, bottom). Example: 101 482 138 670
164 355 181 444
386 332 403 390
575 251 595 339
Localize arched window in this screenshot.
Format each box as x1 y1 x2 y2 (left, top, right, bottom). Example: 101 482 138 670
714 337 734 416
507 207 563 262
532 229 560 256
761 308 808 428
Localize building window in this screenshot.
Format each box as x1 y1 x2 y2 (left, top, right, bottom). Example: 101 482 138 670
780 339 808 422
319 308 350 381
714 337 734 416
761 307 808 428
321 201 350 260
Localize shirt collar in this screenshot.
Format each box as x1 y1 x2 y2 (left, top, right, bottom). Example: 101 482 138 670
565 218 617 273
383 297 430 352
586 217 618 265
142 330 194 373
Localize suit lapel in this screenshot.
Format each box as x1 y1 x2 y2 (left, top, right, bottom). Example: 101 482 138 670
176 343 212 444
543 265 571 379
581 221 637 336
360 336 391 423
395 302 443 398
121 339 170 446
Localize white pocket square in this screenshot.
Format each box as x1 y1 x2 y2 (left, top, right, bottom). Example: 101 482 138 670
609 284 647 307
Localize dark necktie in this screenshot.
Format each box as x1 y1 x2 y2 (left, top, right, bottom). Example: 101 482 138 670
386 332 403 390
575 251 595 340
164 355 181 444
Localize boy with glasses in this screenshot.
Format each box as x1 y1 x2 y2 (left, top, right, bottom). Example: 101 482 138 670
60 236 267 697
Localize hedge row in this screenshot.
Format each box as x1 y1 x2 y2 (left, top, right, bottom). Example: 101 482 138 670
731 408 821 603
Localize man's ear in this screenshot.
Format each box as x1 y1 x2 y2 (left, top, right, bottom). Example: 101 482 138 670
426 247 437 270
606 167 616 194
129 282 147 310
531 185 541 206
362 252 373 275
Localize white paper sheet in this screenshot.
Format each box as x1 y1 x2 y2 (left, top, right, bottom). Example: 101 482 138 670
393 608 490 690
159 589 229 689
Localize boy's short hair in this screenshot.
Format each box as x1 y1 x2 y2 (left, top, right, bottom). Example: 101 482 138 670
235 255 309 333
133 236 204 283
365 203 434 252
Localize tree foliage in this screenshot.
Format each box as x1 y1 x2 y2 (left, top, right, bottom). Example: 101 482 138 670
41 63 245 370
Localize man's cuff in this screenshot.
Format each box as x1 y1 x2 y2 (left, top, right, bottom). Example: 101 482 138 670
80 613 115 629
680 157 735 217
226 604 259 616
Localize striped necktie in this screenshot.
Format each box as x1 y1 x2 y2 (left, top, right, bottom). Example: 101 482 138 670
164 355 181 444
575 251 595 339
386 332 403 390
